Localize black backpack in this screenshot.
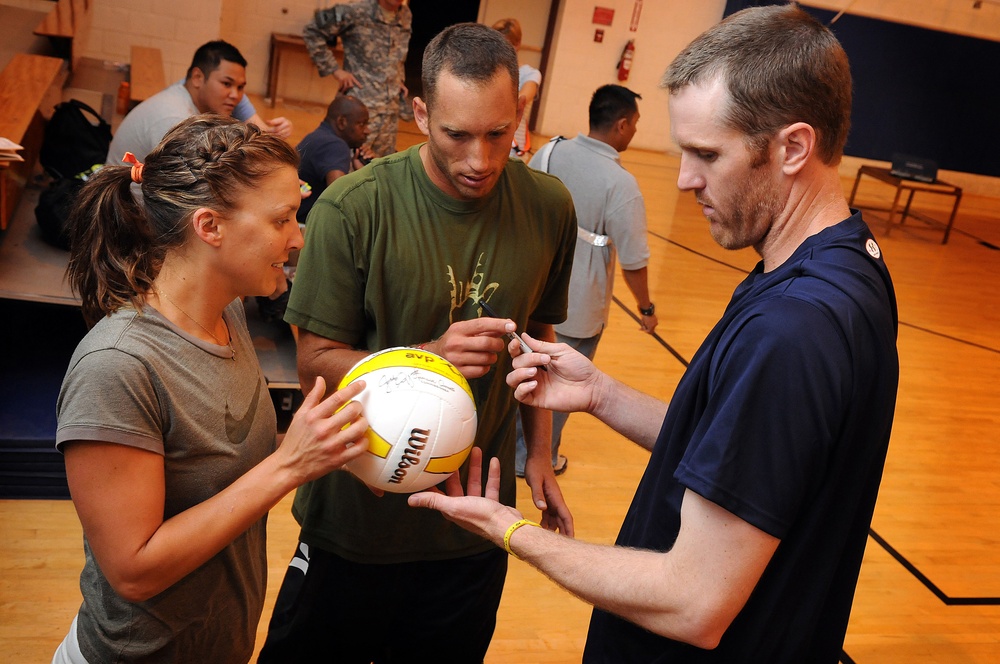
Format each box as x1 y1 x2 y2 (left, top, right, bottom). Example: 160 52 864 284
39 99 112 179
35 176 86 251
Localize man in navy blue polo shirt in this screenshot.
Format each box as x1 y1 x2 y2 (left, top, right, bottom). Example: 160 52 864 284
409 6 899 662
296 94 372 223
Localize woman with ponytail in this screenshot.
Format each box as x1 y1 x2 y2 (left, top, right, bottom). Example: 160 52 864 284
52 115 370 664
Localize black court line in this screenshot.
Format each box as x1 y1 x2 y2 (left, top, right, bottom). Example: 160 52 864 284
612 295 689 368
648 229 750 274
900 321 1000 354
869 529 1000 605
937 223 999 249
655 235 1000 354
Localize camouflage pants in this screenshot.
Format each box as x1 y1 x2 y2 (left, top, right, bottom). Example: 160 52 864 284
366 108 401 157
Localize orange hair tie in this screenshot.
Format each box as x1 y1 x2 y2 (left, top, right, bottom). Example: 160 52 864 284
122 152 144 183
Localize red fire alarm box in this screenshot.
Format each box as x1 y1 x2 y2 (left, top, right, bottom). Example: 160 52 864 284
593 7 615 26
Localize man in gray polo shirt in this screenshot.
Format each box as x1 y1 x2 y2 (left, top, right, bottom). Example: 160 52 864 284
516 84 658 476
107 41 250 164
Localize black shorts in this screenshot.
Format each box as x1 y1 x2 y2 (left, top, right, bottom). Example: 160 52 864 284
258 542 508 664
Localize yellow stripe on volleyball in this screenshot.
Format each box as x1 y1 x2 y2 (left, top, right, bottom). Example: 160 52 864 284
365 429 392 459
338 347 474 403
425 445 474 474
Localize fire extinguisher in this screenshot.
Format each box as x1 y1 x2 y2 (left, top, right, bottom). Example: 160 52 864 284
617 39 635 81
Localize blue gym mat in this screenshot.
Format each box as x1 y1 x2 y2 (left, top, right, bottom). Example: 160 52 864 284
0 298 85 498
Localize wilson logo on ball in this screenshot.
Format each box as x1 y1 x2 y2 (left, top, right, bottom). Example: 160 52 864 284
337 347 478 493
387 427 428 485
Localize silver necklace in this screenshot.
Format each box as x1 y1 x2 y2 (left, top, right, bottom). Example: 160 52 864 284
156 290 235 360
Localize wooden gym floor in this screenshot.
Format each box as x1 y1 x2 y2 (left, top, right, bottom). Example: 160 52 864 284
1 97 998 662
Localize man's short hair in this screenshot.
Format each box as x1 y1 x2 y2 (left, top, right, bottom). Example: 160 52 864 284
589 84 642 132
661 5 852 165
186 40 248 81
325 94 366 124
421 23 519 110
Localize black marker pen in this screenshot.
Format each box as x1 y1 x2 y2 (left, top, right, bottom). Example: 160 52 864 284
479 300 548 371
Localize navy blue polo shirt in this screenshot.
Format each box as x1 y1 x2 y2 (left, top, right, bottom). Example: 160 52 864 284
584 213 899 663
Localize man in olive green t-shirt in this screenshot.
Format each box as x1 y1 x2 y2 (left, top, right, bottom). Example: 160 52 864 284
260 22 578 663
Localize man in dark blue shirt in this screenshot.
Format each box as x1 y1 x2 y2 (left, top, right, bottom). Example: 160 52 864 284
296 94 371 223
409 6 899 663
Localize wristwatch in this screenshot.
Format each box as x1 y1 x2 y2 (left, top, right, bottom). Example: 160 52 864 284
639 302 655 317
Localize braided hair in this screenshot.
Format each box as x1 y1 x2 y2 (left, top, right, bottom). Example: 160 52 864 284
66 114 299 325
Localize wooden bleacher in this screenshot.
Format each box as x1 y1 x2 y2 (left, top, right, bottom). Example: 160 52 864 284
1 0 96 231
129 45 165 105
0 53 66 231
32 0 92 71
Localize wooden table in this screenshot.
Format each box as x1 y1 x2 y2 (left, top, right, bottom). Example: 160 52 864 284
848 165 963 244
267 33 305 108
0 54 65 230
33 0 77 39
33 0 92 70
266 32 341 107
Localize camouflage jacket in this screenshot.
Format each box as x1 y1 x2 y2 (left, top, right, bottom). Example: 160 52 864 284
303 0 412 110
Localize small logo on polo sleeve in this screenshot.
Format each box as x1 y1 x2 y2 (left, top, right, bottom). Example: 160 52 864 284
865 238 881 259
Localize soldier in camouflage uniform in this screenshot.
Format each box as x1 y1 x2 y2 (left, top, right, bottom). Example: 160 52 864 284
303 0 412 157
